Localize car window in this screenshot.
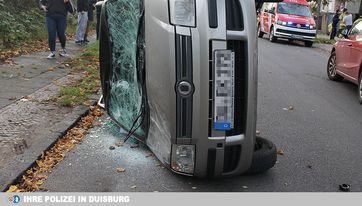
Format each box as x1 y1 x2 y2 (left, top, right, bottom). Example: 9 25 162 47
277 2 312 17
349 20 362 36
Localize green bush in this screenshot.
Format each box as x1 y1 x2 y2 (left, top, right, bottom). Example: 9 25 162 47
0 0 77 50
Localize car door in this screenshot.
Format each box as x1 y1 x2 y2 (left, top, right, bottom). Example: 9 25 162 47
344 21 362 83
335 38 352 77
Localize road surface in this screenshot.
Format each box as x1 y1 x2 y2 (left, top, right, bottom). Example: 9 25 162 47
43 38 362 192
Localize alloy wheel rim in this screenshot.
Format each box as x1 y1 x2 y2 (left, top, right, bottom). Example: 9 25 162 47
328 55 336 77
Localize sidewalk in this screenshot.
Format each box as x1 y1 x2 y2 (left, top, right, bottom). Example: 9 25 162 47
0 39 97 191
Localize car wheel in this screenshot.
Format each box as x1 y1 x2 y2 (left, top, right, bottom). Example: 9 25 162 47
245 136 277 174
359 70 362 104
304 41 313 47
327 51 343 81
257 24 264 38
269 27 276 42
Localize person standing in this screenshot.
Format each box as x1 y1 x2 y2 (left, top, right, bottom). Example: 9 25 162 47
95 0 105 40
40 0 69 59
84 0 96 43
75 0 89 45
343 9 353 38
330 9 340 40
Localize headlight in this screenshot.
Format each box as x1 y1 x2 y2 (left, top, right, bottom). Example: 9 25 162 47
169 0 196 27
277 20 287 26
171 144 195 174
310 25 314 29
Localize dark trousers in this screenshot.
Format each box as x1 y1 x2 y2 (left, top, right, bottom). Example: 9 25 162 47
330 27 337 40
46 14 67 52
96 6 102 40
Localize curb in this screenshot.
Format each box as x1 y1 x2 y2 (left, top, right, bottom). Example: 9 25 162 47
1 101 96 192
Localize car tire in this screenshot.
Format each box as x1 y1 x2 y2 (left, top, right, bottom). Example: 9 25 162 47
245 136 277 174
304 41 313 47
327 51 343 81
359 69 362 104
269 27 277 42
257 24 264 38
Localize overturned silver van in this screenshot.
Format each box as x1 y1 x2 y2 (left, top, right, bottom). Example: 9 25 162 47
99 0 278 178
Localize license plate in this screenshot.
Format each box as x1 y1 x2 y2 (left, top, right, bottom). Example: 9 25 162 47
213 50 235 131
292 35 303 39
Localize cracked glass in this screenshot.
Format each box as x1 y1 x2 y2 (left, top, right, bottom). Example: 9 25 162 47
105 0 146 138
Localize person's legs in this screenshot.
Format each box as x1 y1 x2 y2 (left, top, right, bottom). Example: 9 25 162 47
75 12 88 43
330 27 336 40
56 15 67 49
46 16 57 58
84 21 90 42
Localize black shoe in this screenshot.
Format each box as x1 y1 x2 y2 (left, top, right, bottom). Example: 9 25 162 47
84 39 90 43
75 40 83 45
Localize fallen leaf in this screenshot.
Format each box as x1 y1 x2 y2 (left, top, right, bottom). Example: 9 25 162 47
48 67 55 72
115 142 124 147
116 167 126 173
277 149 284 155
6 185 19 193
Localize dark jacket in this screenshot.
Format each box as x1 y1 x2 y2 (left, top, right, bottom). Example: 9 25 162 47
332 13 340 28
77 0 88 12
40 0 67 17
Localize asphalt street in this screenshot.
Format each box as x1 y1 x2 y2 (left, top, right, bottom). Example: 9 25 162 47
43 38 362 192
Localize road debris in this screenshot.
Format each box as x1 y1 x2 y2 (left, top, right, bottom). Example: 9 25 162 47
130 144 139 149
283 106 295 111
8 96 17 100
109 146 116 150
339 184 350 192
145 153 154 158
277 149 284 155
307 165 312 169
131 186 137 189
115 141 124 147
116 167 126 173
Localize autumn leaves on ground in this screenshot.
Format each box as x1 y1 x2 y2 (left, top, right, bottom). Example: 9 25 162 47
7 106 104 192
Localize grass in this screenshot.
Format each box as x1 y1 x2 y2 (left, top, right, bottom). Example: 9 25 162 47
315 38 336 45
58 41 100 107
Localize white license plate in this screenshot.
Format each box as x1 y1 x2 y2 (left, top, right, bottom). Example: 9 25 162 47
214 50 235 131
292 35 303 39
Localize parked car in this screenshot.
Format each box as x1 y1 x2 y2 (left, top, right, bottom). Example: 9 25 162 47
257 0 316 47
99 0 281 178
327 19 362 104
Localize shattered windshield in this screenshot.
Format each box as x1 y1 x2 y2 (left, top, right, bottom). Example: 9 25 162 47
277 3 312 17
105 0 146 137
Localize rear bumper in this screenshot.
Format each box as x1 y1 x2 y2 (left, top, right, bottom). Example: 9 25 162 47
145 0 257 178
274 24 316 41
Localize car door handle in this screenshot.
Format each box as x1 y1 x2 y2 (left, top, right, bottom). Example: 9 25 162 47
347 43 352 47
